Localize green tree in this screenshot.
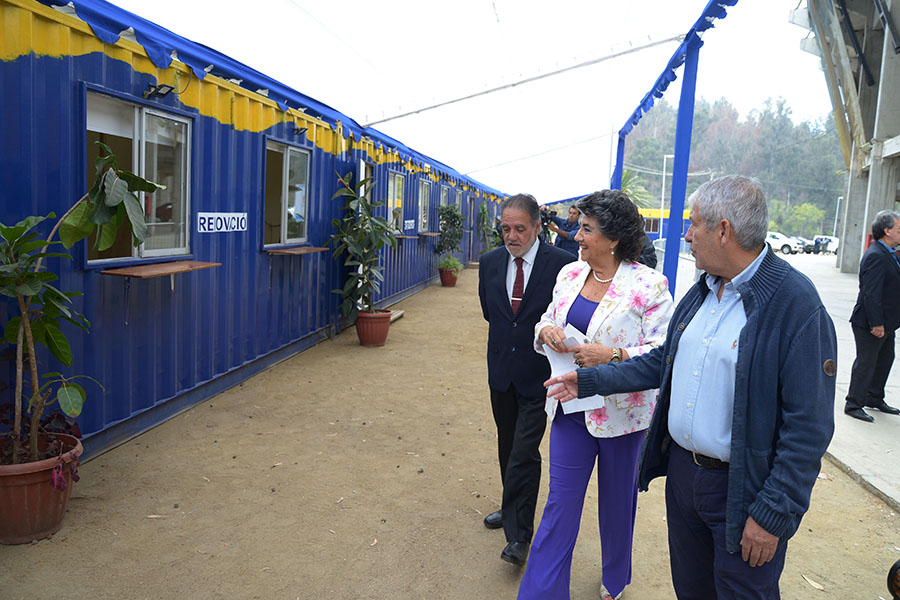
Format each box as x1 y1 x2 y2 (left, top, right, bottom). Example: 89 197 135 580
619 169 654 208
784 202 826 238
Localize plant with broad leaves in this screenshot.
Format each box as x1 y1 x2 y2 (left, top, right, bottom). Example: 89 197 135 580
0 141 159 464
328 171 398 320
435 203 464 257
476 199 500 254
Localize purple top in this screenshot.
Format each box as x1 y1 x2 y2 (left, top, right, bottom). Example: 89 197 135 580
566 294 599 335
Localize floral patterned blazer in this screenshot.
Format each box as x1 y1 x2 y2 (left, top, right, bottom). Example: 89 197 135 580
534 260 674 438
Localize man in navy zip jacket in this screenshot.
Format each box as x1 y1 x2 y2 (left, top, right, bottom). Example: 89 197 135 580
545 176 836 599
479 193 575 567
844 210 900 422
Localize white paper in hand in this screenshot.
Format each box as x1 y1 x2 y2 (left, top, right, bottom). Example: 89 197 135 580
542 324 604 414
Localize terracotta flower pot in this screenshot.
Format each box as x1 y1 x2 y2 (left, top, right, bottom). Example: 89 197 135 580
355 309 392 347
439 268 458 287
0 433 83 545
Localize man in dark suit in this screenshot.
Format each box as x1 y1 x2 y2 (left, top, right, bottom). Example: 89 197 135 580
845 209 900 422
478 194 575 566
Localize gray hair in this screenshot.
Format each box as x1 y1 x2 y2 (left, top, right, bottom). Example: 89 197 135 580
689 175 767 250
500 193 541 226
872 210 900 240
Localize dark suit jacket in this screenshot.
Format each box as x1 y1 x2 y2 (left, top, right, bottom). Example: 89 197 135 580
479 241 575 398
850 240 900 332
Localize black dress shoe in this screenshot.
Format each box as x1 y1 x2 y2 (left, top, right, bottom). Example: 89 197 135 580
868 401 900 415
483 510 503 530
845 407 874 422
501 541 529 566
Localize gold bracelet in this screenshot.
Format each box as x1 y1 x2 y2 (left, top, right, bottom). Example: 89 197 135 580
610 348 621 363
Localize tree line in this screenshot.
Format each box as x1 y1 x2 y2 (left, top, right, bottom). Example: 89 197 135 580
623 97 844 239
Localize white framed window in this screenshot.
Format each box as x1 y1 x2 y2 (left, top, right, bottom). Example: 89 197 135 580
440 186 449 206
388 172 404 231
455 189 462 210
644 217 659 234
418 179 430 232
264 141 310 245
86 93 191 261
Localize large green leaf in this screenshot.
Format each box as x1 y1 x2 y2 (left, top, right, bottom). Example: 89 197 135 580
0 214 51 244
119 171 166 194
93 142 118 178
89 174 118 225
43 320 73 367
122 192 148 245
15 279 44 296
28 318 46 346
59 200 95 249
103 169 129 207
57 383 85 417
96 204 125 252
3 316 21 344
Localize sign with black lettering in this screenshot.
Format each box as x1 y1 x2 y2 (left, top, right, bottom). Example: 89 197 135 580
197 212 248 233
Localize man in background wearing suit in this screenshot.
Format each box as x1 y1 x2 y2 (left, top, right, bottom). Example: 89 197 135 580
845 209 900 422
478 193 575 566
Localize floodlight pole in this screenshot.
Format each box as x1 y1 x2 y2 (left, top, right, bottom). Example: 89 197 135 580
659 154 674 241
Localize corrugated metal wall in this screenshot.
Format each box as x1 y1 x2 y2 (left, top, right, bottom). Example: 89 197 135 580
0 1 503 456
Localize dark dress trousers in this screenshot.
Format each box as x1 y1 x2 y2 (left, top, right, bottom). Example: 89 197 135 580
846 241 900 410
478 241 575 543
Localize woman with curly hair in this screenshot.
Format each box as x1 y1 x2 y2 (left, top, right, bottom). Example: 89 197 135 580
518 190 674 600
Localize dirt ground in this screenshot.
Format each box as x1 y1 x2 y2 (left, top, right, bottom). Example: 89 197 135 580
1 267 899 600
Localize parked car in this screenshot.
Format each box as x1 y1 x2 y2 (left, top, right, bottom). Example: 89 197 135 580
792 236 815 253
767 231 804 254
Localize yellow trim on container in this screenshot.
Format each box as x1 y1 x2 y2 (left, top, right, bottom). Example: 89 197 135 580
1 0 498 192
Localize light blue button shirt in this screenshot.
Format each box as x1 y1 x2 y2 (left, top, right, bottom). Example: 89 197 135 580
668 247 767 461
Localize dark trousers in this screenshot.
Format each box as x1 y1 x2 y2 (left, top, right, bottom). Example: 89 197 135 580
490 384 547 543
666 444 787 599
845 325 895 410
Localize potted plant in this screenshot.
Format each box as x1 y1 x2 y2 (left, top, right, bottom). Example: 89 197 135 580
437 255 464 287
476 199 501 256
435 203 464 287
0 142 157 544
328 171 399 347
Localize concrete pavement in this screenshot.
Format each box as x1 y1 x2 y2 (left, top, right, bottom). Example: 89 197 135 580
781 252 900 513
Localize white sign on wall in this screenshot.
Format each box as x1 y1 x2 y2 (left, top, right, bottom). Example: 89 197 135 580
404 219 415 231
197 212 248 233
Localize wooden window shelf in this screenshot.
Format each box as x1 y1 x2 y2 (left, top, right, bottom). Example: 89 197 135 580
100 260 221 279
266 246 329 256
419 232 440 237
395 235 419 239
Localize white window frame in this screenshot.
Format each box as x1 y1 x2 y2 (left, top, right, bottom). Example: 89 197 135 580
440 186 449 206
418 179 430 232
141 108 192 258
86 93 192 262
263 140 311 246
388 172 404 231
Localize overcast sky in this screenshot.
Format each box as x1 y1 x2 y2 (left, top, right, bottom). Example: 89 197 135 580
106 0 831 202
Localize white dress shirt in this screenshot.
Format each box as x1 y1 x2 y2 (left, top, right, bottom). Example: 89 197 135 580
506 239 540 303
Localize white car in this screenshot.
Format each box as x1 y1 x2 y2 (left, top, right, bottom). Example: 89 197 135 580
766 231 804 254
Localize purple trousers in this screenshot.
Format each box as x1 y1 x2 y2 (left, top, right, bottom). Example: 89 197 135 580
518 410 645 600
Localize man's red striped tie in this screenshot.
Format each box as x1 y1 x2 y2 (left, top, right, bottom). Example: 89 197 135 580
511 257 524 314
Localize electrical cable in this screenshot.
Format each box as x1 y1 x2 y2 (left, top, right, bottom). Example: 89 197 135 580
364 35 684 128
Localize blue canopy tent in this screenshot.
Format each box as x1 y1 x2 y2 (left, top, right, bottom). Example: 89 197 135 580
610 0 739 290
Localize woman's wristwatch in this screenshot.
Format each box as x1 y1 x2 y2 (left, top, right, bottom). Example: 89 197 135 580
610 348 622 364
